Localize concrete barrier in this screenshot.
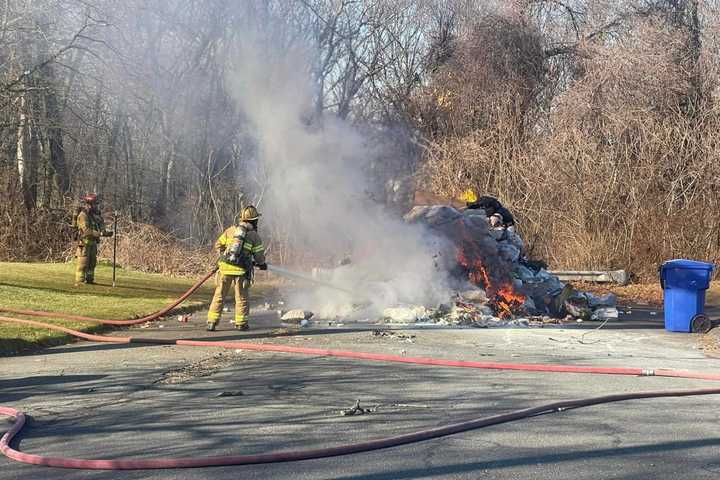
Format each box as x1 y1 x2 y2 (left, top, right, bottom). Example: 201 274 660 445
549 270 630 285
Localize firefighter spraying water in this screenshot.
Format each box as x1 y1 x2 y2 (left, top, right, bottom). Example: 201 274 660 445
206 205 267 331
266 264 355 296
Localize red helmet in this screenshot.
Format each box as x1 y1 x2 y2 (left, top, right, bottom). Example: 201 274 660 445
81 193 98 203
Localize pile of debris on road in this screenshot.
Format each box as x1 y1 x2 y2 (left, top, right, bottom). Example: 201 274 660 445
389 205 619 327
290 204 620 328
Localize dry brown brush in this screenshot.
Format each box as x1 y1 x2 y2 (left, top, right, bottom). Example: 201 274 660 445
91 221 216 277
417 16 720 279
0 168 74 262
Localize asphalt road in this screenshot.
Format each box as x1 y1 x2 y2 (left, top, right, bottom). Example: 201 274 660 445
1 303 720 479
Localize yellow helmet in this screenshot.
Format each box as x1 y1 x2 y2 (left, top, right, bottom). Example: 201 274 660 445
458 189 478 204
239 205 261 222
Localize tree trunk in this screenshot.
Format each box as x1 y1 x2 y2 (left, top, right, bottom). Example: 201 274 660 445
41 64 70 198
15 93 32 208
100 115 122 195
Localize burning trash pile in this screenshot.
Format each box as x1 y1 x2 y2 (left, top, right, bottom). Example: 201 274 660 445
283 204 618 329
384 205 619 327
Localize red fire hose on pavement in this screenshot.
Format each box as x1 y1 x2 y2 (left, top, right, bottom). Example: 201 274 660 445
2 315 720 382
2 388 719 470
2 269 720 470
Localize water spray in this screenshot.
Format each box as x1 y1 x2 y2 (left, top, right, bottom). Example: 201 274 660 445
267 264 354 296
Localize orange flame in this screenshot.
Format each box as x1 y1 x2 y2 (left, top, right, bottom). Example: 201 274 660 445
457 242 525 318
498 285 525 304
456 250 490 288
496 284 525 318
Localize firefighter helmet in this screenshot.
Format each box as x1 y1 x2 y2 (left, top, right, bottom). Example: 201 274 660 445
458 189 478 204
81 193 98 204
239 205 261 222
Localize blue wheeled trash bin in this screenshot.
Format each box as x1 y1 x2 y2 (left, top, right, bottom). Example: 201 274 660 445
660 259 714 333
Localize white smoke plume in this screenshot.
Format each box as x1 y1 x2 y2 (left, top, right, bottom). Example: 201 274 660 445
225 32 451 318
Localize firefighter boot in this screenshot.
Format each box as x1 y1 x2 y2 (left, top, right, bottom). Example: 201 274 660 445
207 272 230 331
233 277 251 331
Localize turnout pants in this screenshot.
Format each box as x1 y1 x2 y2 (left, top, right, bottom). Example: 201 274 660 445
76 243 98 283
207 272 250 327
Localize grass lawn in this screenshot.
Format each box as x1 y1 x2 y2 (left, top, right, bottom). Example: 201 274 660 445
0 262 217 355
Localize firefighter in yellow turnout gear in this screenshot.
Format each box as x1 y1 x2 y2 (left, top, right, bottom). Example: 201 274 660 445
207 205 267 331
75 194 113 285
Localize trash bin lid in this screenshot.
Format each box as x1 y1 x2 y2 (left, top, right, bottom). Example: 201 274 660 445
662 259 715 271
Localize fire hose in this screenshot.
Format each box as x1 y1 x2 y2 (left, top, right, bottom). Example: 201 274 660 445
2 387 719 470
3 315 720 381
0 268 217 325
0 263 346 323
2 268 720 469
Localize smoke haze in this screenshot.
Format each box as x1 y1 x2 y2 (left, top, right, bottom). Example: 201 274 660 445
225 32 451 317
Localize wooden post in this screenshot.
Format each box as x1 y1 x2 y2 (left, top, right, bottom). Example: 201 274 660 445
112 212 118 287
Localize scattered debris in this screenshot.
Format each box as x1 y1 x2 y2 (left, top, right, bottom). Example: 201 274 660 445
381 301 571 329
389 403 431 409
550 316 614 345
154 353 237 385
216 390 244 397
700 327 720 358
564 295 592 320
383 306 429 322
591 307 620 321
371 330 416 342
177 315 190 323
458 288 488 303
586 293 618 308
340 400 376 416
281 309 315 322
